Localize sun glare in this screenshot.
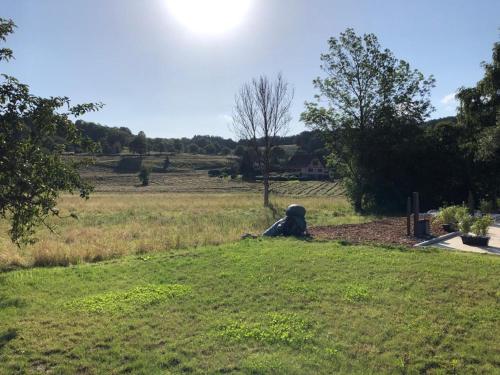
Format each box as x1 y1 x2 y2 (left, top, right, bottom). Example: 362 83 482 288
166 0 253 36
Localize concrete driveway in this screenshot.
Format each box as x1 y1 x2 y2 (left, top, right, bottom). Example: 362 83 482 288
434 223 500 255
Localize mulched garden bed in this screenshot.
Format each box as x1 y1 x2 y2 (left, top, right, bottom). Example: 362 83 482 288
309 217 447 247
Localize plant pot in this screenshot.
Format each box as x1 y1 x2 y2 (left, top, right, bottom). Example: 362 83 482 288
442 224 456 233
460 235 490 247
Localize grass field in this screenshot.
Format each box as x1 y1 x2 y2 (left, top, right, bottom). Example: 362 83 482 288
78 154 344 196
1 239 499 374
2 156 498 373
77 153 239 173
1 152 351 270
0 192 364 270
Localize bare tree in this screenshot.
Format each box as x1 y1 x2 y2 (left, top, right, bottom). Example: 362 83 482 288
233 73 294 206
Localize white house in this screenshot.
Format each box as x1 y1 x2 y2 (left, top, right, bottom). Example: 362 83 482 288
287 154 329 179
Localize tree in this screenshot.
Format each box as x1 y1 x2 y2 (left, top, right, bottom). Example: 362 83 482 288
233 144 246 157
204 143 217 154
0 18 102 244
172 139 182 153
239 148 258 181
270 146 287 166
163 156 170 171
138 166 151 186
116 156 143 173
220 147 231 155
456 40 500 207
129 131 147 155
233 73 294 206
188 143 200 154
302 29 434 212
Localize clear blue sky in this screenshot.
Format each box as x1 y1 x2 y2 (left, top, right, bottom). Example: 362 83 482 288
2 0 499 138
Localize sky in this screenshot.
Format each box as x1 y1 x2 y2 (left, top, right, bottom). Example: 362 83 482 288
2 0 499 139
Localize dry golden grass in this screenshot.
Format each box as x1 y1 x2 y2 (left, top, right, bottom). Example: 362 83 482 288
0 192 367 270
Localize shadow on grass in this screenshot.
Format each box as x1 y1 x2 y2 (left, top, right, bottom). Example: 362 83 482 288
0 297 26 309
311 237 443 253
0 329 17 351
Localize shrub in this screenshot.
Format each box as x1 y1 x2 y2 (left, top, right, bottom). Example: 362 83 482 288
436 205 460 225
163 156 170 171
220 147 231 155
116 157 142 173
454 206 470 221
138 167 151 186
208 169 222 177
457 214 475 234
479 199 494 214
471 215 494 237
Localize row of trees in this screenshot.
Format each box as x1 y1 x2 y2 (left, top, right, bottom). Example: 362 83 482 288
69 118 327 160
70 121 238 156
73 120 327 157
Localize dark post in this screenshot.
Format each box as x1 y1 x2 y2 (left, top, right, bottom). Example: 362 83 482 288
413 192 419 237
406 197 411 236
467 190 474 214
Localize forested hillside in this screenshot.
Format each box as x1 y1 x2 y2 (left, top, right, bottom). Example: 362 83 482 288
62 117 455 157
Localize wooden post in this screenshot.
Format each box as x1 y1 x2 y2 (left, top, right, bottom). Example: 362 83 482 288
406 197 411 236
413 192 419 237
468 190 474 215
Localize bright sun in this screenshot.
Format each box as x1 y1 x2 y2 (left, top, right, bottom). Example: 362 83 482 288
166 0 253 36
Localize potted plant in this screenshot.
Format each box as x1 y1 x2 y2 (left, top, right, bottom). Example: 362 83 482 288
459 214 493 247
436 206 460 232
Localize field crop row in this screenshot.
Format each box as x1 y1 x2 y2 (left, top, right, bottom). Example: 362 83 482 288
81 171 343 197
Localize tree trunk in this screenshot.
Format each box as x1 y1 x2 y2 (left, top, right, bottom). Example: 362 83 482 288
263 174 270 207
468 190 475 214
263 134 271 207
353 194 363 212
493 192 498 211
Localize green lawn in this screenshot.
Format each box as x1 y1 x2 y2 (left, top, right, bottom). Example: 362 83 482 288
1 239 499 374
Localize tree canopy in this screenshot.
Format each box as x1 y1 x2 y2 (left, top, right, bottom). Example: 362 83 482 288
0 18 101 244
455 40 500 206
303 29 499 212
302 29 435 211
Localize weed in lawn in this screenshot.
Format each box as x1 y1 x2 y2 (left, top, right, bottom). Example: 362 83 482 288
65 284 191 313
325 347 341 357
343 284 370 302
219 312 314 347
240 353 287 374
283 282 319 301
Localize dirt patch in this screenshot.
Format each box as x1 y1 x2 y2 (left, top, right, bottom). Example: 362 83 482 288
310 217 446 247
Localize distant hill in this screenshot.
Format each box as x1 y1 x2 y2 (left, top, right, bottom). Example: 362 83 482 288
59 117 455 158
424 116 457 127
58 120 327 159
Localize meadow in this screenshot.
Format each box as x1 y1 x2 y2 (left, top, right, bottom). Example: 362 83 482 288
1 157 498 374
0 190 364 270
1 154 352 270
1 240 499 374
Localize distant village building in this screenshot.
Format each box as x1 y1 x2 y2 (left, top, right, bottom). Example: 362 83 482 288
287 154 329 180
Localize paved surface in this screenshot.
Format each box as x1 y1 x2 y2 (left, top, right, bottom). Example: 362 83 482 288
434 224 500 255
